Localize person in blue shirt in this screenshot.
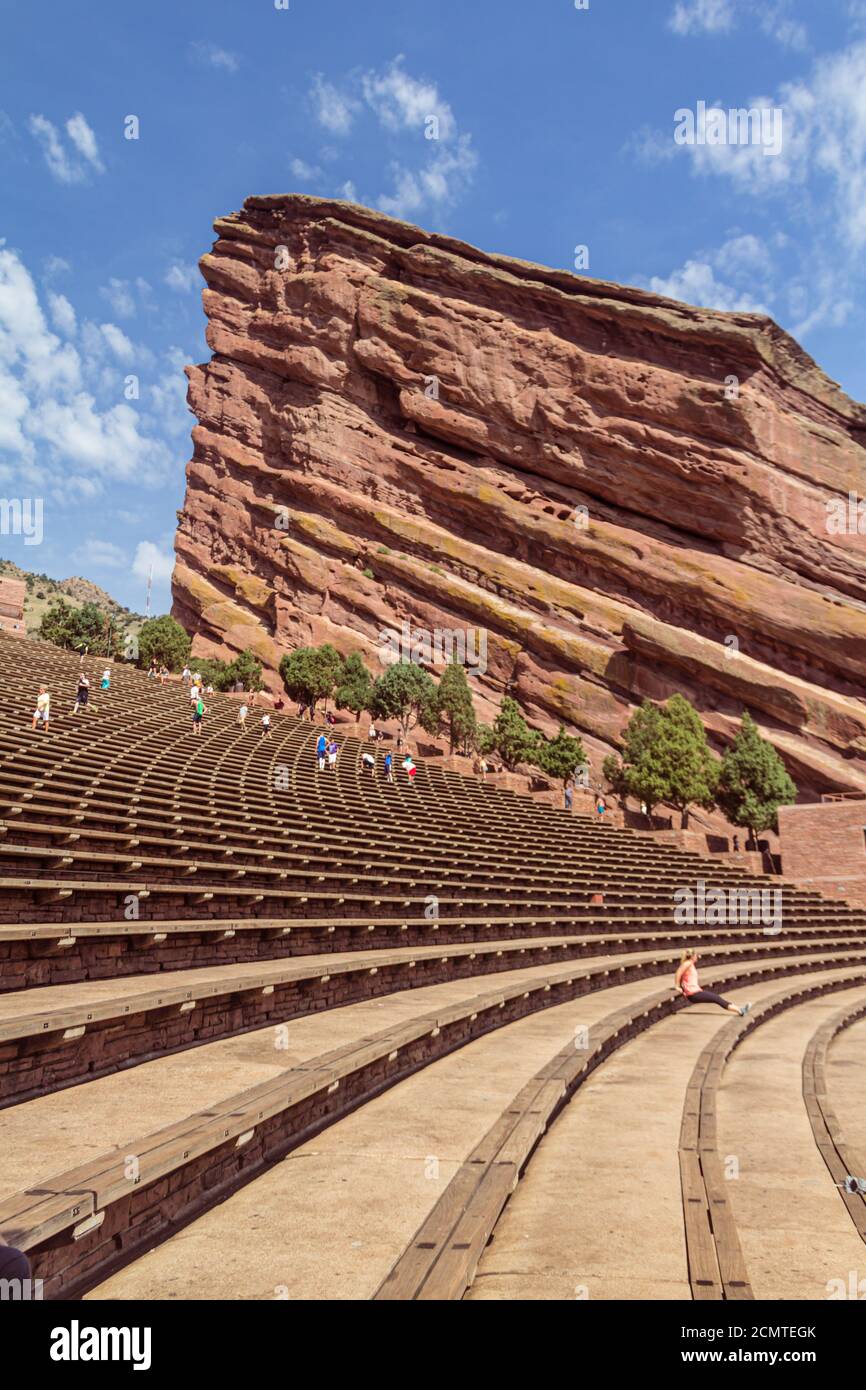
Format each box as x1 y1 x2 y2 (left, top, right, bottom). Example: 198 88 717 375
316 732 327 771
384 752 393 783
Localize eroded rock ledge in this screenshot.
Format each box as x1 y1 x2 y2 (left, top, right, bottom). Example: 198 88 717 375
173 194 866 796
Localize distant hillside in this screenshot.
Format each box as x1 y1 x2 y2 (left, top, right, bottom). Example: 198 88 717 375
0 559 146 640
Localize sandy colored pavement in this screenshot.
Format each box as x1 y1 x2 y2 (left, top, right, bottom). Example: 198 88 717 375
717 982 866 1300
87 973 664 1301
0 954 660 1202
826 1012 866 1172
468 968 864 1301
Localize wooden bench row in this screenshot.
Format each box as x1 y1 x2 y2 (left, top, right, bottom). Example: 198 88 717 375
6 949 863 1300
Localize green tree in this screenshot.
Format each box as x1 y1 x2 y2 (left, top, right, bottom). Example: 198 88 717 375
602 751 630 805
39 599 118 656
137 615 190 672
537 724 586 788
279 644 343 715
489 697 543 772
192 657 230 691
474 723 496 756
604 695 718 826
334 652 374 716
717 711 797 847
432 663 477 754
370 661 437 740
224 648 263 693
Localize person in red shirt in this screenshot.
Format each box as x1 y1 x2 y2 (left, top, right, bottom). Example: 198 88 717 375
674 950 751 1016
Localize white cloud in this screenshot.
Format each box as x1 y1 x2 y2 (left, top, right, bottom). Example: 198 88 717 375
43 255 71 280
686 46 866 248
669 0 737 35
164 262 200 293
28 112 103 183
29 397 156 478
0 245 174 493
311 74 359 134
98 277 152 318
99 278 135 318
65 112 104 172
642 232 776 313
339 180 358 202
668 0 806 47
190 41 239 73
636 41 866 251
290 157 322 180
133 540 174 584
28 115 76 183
308 58 477 221
146 346 193 437
47 292 76 336
72 538 126 569
100 323 135 361
647 259 770 313
377 135 477 220
361 57 457 141
641 231 854 340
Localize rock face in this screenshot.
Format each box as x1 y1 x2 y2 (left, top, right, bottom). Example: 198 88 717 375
173 194 866 797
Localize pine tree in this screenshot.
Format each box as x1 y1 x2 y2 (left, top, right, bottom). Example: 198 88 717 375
224 648 263 693
717 711 797 847
137 615 190 672
537 725 586 788
491 697 542 771
434 663 477 753
334 652 374 716
605 695 718 826
370 662 437 739
279 645 343 716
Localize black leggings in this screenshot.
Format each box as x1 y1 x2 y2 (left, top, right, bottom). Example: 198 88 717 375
686 989 733 1010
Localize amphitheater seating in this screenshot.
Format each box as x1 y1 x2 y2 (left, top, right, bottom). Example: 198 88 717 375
0 632 864 1302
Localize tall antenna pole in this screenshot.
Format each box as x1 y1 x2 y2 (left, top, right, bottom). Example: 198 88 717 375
145 562 153 619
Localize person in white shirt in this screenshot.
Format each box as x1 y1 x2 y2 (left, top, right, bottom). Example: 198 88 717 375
32 686 50 731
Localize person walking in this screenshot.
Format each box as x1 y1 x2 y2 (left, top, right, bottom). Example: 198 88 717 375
191 696 206 736
32 686 50 732
564 781 573 812
181 665 192 685
327 738 338 770
361 751 375 775
316 732 327 771
384 751 393 784
402 753 417 783
100 667 111 691
237 703 248 729
71 672 90 715
261 713 271 736
674 950 751 1016
596 794 606 822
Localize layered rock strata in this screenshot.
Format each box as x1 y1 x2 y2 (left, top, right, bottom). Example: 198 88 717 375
173 194 866 796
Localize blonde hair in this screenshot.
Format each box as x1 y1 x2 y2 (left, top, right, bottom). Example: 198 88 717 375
680 948 697 964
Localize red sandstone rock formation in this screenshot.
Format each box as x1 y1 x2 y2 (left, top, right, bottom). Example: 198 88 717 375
173 194 866 798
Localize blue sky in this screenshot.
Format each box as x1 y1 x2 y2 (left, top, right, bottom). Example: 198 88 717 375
1 0 864 613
